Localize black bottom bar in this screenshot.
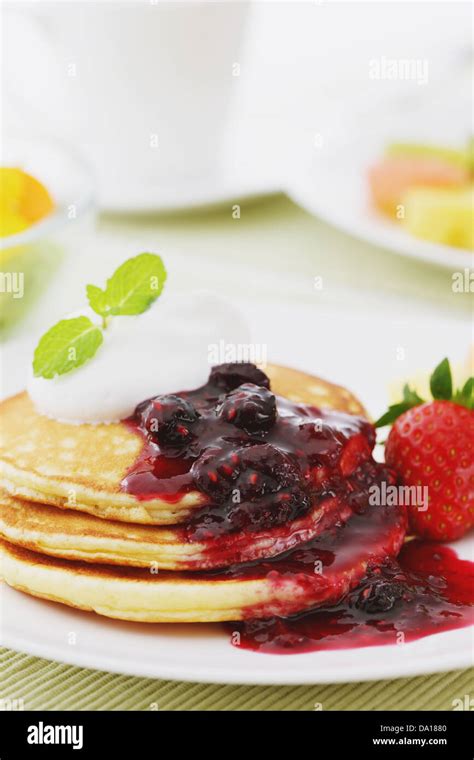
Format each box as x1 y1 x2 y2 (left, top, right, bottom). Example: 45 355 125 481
0 710 472 757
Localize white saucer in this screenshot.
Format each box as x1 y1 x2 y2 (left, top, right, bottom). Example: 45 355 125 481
100 172 279 213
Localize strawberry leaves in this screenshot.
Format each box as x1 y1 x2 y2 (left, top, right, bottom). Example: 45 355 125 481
454 376 474 409
401 384 425 406
429 357 453 400
375 357 473 427
375 384 425 427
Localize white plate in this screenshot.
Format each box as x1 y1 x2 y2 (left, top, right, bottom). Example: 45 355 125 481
2 583 472 685
287 136 473 271
1 303 473 683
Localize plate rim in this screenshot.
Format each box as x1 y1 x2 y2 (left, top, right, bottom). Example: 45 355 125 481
3 628 472 685
286 179 472 272
2 587 473 685
100 176 280 213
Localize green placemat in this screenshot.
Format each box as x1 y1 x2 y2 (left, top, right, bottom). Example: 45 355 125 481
1 648 472 711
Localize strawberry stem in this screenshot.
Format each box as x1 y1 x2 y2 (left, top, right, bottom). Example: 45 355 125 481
375 357 473 428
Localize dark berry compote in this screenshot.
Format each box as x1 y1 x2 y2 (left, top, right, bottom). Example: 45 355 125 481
122 362 384 542
230 539 474 654
122 363 474 654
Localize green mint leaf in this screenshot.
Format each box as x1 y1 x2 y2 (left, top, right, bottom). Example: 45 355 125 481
374 402 414 428
402 384 425 406
86 284 110 318
430 357 453 400
32 253 167 380
103 252 167 316
33 316 103 379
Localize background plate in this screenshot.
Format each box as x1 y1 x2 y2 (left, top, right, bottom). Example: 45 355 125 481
287 120 473 271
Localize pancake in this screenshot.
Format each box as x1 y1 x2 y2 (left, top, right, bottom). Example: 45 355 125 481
0 502 406 623
0 364 366 525
0 489 354 570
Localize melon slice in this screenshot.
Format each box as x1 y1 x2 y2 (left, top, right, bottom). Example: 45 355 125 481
386 142 470 171
401 186 473 250
368 156 469 217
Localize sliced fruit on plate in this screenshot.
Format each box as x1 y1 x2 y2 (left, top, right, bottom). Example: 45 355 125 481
401 186 473 250
0 167 54 237
368 156 469 217
386 142 470 171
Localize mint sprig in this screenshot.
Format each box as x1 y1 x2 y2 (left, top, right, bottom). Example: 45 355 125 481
96 253 166 317
33 253 167 379
33 317 103 379
375 357 473 428
86 284 110 321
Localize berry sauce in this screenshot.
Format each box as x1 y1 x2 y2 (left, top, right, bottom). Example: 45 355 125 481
121 363 384 541
120 363 473 654
229 541 474 654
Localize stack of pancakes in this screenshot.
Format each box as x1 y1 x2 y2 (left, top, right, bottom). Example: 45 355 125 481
0 364 406 623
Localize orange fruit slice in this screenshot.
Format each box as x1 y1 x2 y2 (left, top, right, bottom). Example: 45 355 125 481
0 167 54 237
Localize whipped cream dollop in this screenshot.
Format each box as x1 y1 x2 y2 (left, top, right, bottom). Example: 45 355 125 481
28 291 251 424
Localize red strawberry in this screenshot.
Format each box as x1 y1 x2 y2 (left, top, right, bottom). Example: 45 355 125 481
376 358 474 541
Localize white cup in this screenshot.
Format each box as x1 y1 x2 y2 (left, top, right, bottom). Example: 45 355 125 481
4 1 248 208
